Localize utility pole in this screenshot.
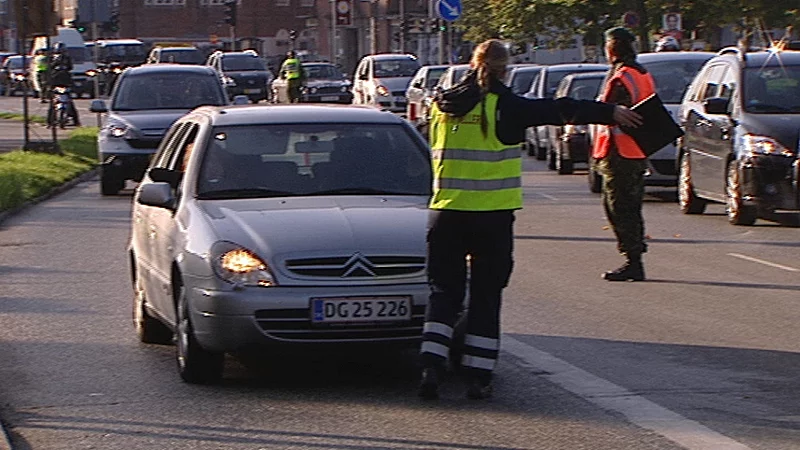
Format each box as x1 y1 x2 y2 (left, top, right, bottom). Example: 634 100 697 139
369 0 376 54
20 0 29 150
399 0 405 53
330 0 336 63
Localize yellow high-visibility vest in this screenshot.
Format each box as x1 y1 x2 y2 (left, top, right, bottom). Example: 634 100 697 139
429 93 522 211
282 58 301 80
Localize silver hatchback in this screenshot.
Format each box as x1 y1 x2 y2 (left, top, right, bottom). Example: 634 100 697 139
129 104 432 383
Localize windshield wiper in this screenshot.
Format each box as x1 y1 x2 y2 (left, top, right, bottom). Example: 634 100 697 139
197 188 295 199
308 188 422 196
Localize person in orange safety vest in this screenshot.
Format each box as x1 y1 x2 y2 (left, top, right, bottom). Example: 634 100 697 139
592 27 656 282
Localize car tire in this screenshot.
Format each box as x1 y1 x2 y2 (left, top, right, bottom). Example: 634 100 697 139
678 153 706 214
100 167 124 196
176 285 224 384
133 280 173 345
556 146 574 175
588 167 602 193
726 162 757 226
534 143 547 161
547 148 556 171
524 140 535 157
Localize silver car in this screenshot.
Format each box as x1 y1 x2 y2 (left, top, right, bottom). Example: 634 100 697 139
130 104 432 384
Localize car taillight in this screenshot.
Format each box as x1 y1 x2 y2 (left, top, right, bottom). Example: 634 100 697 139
408 103 417 121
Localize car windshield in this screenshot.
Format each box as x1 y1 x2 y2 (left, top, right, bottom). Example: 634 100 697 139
222 56 266 71
425 68 447 88
743 65 800 113
196 123 431 198
374 59 420 78
7 57 25 70
568 77 603 100
643 59 708 103
161 49 204 65
304 64 343 79
112 72 226 110
510 70 537 95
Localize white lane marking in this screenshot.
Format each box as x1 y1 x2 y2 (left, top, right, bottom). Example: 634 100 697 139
537 192 557 201
727 253 800 272
502 336 752 450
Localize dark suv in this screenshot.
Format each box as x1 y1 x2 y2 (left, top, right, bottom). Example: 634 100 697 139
206 50 273 103
677 47 800 225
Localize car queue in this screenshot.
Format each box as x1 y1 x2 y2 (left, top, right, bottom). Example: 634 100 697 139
72 42 800 383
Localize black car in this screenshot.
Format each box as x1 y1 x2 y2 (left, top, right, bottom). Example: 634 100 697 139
206 50 273 103
677 47 800 225
89 64 229 195
271 62 352 104
548 71 606 174
1 55 30 96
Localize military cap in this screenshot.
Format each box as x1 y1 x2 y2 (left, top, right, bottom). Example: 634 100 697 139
605 26 636 43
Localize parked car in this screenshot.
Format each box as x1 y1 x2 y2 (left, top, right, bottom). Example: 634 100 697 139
505 64 541 95
1 55 30 96
351 53 420 113
129 104 432 383
271 61 352 104
523 63 609 160
435 64 470 90
95 38 148 67
546 71 606 174
677 47 800 225
587 51 715 192
405 64 449 130
206 50 273 103
89 64 229 196
147 46 205 65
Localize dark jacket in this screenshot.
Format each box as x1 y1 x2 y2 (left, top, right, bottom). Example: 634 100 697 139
434 70 617 145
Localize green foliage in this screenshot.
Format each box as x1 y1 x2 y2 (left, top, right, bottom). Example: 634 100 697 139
0 128 98 213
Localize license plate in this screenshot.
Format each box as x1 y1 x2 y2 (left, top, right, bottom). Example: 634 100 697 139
320 96 339 101
394 96 405 102
311 296 411 323
244 88 261 94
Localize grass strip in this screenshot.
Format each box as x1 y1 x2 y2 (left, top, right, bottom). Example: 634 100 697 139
0 111 47 124
0 127 98 213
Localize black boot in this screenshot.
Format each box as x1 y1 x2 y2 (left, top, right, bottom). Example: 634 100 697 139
603 254 645 281
466 372 493 400
418 366 442 400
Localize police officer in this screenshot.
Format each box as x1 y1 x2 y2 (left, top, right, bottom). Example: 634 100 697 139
418 39 642 400
32 48 48 103
592 27 656 282
280 50 303 103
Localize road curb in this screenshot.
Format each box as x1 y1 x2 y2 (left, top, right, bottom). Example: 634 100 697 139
0 167 99 228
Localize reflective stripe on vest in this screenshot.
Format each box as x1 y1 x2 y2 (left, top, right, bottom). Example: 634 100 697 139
283 58 301 79
592 66 656 160
429 94 522 211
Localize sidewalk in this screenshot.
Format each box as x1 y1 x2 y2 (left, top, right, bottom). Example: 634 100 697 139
0 119 75 153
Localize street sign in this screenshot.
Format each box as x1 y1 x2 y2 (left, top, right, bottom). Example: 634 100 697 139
437 0 461 22
336 0 352 26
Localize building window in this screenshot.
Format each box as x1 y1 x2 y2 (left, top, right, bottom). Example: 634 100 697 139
200 0 225 4
275 0 289 6
144 0 186 5
299 0 313 6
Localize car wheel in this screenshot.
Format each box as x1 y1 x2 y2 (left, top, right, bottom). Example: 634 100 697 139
534 143 547 160
100 167 124 196
678 153 706 214
523 140 535 157
726 162 757 226
547 148 556 171
588 167 602 193
176 285 224 384
556 146 574 175
133 280 173 345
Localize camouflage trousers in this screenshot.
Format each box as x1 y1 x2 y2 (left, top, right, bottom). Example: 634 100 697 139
596 155 648 256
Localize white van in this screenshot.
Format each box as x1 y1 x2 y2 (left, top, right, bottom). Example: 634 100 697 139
31 27 96 98
351 53 420 113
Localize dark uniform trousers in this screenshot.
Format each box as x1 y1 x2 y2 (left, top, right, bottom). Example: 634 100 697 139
597 152 648 256
421 209 514 381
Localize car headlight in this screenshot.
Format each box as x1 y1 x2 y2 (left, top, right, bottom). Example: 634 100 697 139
13 74 25 81
563 124 588 135
210 241 276 287
108 125 127 138
309 87 317 94
742 134 793 157
340 85 348 93
376 84 390 97
222 76 236 87
85 69 97 77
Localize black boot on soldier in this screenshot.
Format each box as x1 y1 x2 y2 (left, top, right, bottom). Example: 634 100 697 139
418 365 443 400
466 371 493 400
603 253 645 281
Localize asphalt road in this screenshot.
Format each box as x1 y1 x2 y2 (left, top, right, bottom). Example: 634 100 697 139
1 145 800 449
0 96 98 153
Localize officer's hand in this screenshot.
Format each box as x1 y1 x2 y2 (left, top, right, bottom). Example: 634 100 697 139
613 106 643 127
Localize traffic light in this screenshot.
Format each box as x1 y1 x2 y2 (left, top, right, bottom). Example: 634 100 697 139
223 0 237 26
289 29 297 41
106 11 120 33
438 19 447 32
70 16 87 33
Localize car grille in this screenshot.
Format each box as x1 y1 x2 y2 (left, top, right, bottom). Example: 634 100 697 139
313 86 343 94
255 305 425 342
650 159 677 176
285 255 425 278
391 90 405 97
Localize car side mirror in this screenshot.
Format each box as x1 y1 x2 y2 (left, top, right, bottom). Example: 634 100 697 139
411 80 423 88
703 97 730 115
89 99 108 113
359 73 368 81
148 167 182 188
137 182 176 210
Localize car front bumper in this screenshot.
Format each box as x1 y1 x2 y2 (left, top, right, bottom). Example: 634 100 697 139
741 155 800 212
188 283 428 353
98 135 160 181
228 86 268 101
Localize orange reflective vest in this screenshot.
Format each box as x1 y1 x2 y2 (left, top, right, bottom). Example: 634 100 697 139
592 66 656 160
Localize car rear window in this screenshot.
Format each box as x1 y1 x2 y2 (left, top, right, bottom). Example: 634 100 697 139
197 123 431 198
112 72 226 110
